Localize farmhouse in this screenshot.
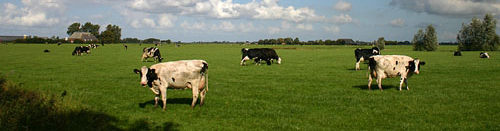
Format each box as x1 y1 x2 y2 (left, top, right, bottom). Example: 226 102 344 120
67 32 98 43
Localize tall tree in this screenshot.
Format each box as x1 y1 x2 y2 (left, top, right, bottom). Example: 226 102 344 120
458 14 500 51
376 37 385 50
424 25 439 51
293 37 300 45
412 29 425 51
67 23 81 36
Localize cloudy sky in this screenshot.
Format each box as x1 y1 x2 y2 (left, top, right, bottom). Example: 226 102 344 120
1 0 500 42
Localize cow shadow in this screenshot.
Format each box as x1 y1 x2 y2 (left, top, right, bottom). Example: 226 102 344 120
352 84 397 90
139 98 192 108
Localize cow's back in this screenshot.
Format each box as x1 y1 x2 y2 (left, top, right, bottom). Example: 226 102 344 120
370 55 413 78
152 60 207 88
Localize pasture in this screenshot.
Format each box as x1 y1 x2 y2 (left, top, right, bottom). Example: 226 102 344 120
0 44 499 130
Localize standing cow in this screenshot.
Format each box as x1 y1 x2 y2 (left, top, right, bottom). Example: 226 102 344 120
72 46 91 56
142 47 164 62
240 48 281 65
134 60 208 110
368 55 425 91
354 47 380 70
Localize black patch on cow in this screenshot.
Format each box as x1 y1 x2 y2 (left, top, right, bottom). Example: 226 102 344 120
355 47 380 62
368 57 377 70
397 72 400 76
393 67 396 70
395 61 398 65
133 69 142 76
408 61 416 72
44 49 50 53
171 78 175 82
146 68 158 87
201 62 208 74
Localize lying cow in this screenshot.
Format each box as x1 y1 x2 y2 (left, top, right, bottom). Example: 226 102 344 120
142 47 164 62
72 46 90 56
240 48 281 65
368 55 425 91
480 52 490 58
354 47 380 70
454 51 462 56
134 60 208 110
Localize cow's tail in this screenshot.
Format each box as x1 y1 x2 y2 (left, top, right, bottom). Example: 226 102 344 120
201 62 208 92
368 57 377 77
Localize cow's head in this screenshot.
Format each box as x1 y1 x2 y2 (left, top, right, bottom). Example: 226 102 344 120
241 48 250 65
408 59 425 74
371 47 380 54
133 66 158 87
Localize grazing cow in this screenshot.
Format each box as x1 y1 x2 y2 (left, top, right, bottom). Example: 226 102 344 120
72 46 90 56
368 55 425 91
88 44 99 49
142 47 164 62
480 52 490 58
43 49 50 53
354 47 380 70
240 48 281 65
133 60 208 110
454 51 462 56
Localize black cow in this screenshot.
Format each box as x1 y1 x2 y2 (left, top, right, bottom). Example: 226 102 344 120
480 52 490 58
354 47 380 70
454 51 462 56
240 48 281 65
142 47 164 62
72 46 90 56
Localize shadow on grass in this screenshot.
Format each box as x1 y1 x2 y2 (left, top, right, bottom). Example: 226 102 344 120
352 84 397 90
139 98 192 108
0 76 180 131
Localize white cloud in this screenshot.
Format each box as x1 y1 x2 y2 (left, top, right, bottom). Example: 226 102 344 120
296 23 313 30
268 26 281 34
157 13 176 28
211 21 236 32
0 0 64 27
180 21 207 30
126 0 326 23
323 26 340 34
331 14 353 24
239 22 255 32
334 1 352 12
142 18 156 28
390 0 500 17
390 18 405 27
281 21 292 29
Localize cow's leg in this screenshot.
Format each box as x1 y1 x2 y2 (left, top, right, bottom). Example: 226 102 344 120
399 77 405 91
188 83 200 109
404 78 409 91
355 61 360 70
368 73 373 90
266 59 272 65
159 84 168 110
154 95 160 108
376 77 383 91
199 75 207 106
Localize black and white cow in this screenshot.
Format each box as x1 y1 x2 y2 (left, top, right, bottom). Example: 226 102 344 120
454 51 462 56
240 48 281 65
480 52 490 58
134 60 208 110
142 47 164 62
72 46 90 56
354 47 380 70
368 55 425 91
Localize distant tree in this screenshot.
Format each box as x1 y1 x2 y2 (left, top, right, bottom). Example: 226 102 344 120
412 29 425 51
122 38 140 43
375 37 385 50
458 13 500 51
100 30 114 43
166 39 171 44
293 37 300 45
67 23 81 36
100 24 121 43
143 38 161 43
423 25 438 51
285 37 293 45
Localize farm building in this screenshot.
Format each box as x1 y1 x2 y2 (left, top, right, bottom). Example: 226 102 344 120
67 32 98 43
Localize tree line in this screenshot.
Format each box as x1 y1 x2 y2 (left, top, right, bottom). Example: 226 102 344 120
67 22 121 44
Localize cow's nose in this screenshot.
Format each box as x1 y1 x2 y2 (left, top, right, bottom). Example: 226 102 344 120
141 82 147 86
415 71 420 74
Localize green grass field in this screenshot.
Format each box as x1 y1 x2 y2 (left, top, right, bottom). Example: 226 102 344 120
0 43 499 130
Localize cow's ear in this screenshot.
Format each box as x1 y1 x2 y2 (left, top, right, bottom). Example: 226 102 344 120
133 69 140 74
420 61 426 66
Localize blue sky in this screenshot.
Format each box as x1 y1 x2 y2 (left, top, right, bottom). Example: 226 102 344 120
1 0 500 42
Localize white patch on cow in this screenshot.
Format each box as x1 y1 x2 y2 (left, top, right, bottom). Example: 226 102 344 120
240 56 250 65
244 48 249 51
140 66 149 86
373 49 379 54
413 59 420 74
277 57 281 64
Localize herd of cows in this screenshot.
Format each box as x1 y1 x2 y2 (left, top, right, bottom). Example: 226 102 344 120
69 44 491 110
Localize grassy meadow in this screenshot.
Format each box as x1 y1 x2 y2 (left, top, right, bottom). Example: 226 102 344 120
0 43 499 130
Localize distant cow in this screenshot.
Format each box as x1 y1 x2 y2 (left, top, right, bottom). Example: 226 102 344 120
43 49 50 53
134 60 208 110
355 47 380 70
142 47 164 62
240 48 281 65
368 55 425 91
88 44 99 49
454 51 462 56
480 52 490 58
72 46 90 56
